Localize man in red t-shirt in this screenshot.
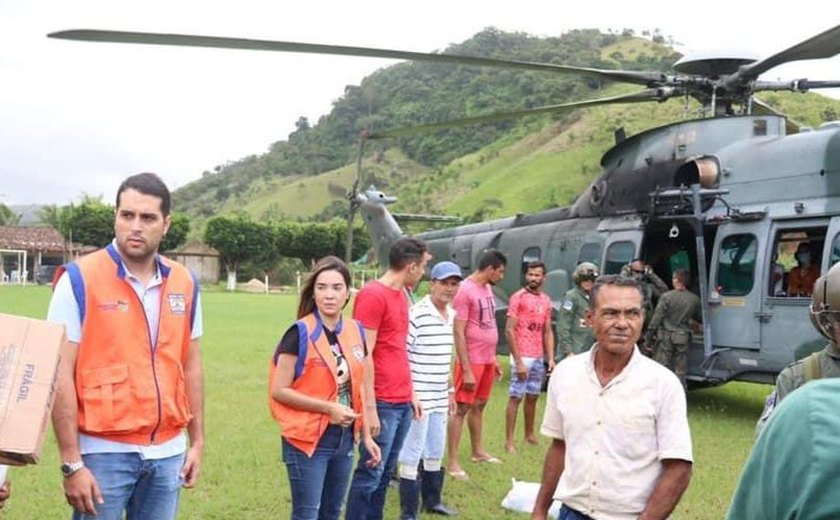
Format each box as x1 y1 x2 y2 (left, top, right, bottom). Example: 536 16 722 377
504 261 554 453
346 237 432 520
446 250 507 480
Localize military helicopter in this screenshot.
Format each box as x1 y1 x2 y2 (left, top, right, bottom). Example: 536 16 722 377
48 22 840 386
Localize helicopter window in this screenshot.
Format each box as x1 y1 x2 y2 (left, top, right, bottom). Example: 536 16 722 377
578 242 602 267
716 234 757 296
521 247 541 284
769 228 825 298
831 233 840 268
753 119 768 136
605 241 635 275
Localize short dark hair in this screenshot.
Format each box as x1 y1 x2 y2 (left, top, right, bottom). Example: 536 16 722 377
478 250 507 271
116 172 171 216
389 237 428 271
590 274 644 308
673 269 691 286
526 261 546 274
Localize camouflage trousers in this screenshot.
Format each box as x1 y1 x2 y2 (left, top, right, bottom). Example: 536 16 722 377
654 331 690 389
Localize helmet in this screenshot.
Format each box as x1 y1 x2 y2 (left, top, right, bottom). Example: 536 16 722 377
810 262 840 340
573 262 600 285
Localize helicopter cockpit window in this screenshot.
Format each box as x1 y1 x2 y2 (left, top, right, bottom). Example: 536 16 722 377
769 227 825 298
521 247 541 284
753 119 768 136
578 242 602 267
716 234 757 296
605 241 635 275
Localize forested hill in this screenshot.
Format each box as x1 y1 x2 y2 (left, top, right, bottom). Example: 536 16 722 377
172 28 678 218
171 28 840 226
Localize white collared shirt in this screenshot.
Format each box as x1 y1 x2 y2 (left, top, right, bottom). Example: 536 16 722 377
541 346 693 520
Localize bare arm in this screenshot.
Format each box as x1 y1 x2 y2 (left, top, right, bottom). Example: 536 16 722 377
505 316 522 363
181 339 205 487
639 459 692 520
531 439 566 520
52 339 103 514
453 319 470 367
362 327 381 437
543 317 555 369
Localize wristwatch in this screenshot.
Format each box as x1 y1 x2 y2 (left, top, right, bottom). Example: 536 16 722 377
60 460 85 478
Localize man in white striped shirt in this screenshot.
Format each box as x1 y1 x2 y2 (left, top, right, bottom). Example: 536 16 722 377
398 261 463 519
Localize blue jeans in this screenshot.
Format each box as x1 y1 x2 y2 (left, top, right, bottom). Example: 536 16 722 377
345 401 412 520
559 504 594 520
283 425 356 520
72 452 185 520
397 410 448 477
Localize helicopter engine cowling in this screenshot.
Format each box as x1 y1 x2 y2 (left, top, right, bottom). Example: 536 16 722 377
571 156 720 217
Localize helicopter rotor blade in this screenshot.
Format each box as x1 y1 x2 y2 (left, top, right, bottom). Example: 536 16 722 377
368 88 678 139
753 79 840 93
727 22 840 86
327 182 347 199
47 29 669 87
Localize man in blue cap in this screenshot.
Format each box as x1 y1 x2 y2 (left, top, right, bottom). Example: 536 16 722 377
397 261 463 519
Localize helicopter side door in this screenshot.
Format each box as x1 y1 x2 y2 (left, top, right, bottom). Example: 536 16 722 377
758 219 828 371
708 220 769 350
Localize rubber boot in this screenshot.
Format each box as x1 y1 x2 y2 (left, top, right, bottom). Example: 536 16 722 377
421 469 458 516
399 477 420 520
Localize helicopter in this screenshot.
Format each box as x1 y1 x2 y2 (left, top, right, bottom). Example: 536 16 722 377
47 22 840 386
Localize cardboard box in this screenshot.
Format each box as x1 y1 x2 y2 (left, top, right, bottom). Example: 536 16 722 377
0 313 64 465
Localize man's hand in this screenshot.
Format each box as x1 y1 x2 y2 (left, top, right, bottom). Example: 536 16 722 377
531 512 547 520
363 435 382 468
515 360 527 381
365 405 381 438
546 358 556 373
448 393 457 416
0 479 10 510
64 467 103 515
411 393 423 420
462 368 476 392
181 444 204 488
495 363 504 382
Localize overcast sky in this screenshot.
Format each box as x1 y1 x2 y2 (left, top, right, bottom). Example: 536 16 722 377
2 1 839 206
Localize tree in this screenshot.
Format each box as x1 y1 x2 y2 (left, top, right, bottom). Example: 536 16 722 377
68 201 114 248
160 213 190 252
0 203 20 226
203 215 274 290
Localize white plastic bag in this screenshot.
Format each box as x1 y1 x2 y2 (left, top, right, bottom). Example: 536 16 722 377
500 478 561 519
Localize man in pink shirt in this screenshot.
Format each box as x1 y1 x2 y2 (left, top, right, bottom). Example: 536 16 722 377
504 261 554 453
446 250 507 479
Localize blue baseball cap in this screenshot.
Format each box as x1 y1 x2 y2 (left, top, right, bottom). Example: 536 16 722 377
431 261 463 281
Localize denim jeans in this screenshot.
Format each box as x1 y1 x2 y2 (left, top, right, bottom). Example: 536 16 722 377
72 452 185 520
282 424 355 520
397 410 448 477
559 504 594 520
345 401 412 520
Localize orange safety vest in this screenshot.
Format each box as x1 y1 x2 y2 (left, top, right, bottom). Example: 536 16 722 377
56 243 198 445
269 312 366 456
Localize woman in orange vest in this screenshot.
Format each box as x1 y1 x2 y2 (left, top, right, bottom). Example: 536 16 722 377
270 256 381 520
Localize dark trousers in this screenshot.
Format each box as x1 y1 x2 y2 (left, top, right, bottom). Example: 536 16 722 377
559 504 594 520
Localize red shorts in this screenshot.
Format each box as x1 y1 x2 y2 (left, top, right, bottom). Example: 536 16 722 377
454 362 496 404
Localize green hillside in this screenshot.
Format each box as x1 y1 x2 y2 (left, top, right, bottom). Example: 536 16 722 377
171 28 840 233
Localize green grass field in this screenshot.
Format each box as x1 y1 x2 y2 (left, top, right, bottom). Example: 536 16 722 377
0 286 767 519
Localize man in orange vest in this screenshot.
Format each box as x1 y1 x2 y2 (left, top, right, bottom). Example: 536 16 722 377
48 173 204 520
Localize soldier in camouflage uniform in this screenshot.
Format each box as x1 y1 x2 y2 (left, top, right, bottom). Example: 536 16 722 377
755 263 840 437
646 269 701 389
622 259 669 353
556 262 599 359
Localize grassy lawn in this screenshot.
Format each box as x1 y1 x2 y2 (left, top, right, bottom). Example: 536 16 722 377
0 286 766 519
